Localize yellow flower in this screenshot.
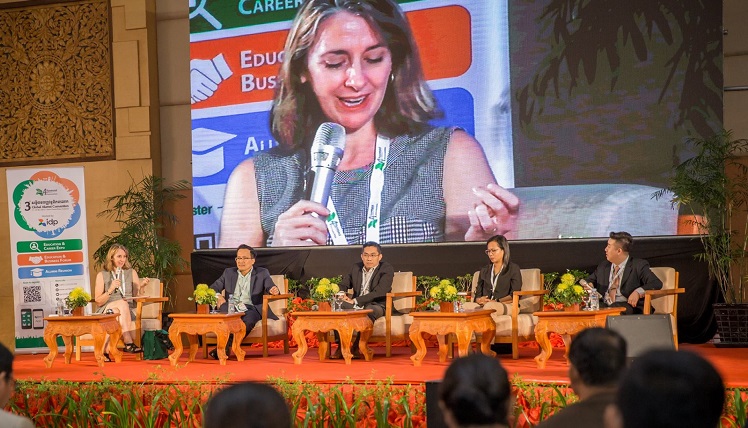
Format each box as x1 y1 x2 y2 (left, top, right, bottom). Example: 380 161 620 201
446 285 457 296
319 278 331 286
557 283 568 292
65 287 91 308
561 273 576 285
330 283 340 293
573 285 584 295
430 287 439 298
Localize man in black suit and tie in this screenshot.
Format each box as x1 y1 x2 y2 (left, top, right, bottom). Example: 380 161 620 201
208 244 280 359
332 241 394 359
585 231 662 315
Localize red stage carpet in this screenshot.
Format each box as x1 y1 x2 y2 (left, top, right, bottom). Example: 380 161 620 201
14 343 748 388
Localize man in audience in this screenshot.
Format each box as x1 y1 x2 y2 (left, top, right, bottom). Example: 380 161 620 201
208 244 280 359
332 241 394 359
537 327 627 428
604 349 725 428
203 382 290 428
585 231 662 314
0 342 35 428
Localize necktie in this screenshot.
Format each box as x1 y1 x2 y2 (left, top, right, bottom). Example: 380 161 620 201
607 265 620 304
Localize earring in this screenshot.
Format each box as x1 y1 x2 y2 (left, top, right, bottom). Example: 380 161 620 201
390 73 395 83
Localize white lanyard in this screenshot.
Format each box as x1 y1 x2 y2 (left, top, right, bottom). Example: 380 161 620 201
325 135 391 245
490 265 502 294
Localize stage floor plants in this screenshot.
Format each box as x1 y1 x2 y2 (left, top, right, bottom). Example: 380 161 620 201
6 375 748 427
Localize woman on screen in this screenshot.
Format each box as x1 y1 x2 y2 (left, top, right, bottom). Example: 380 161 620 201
219 0 518 247
93 244 149 358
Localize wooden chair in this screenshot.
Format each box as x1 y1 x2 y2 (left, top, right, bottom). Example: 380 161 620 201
366 271 420 357
75 278 167 360
465 269 547 359
645 267 685 349
202 275 292 357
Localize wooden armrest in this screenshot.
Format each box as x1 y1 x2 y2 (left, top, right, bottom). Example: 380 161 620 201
514 290 548 297
133 297 169 303
386 291 422 298
645 288 685 297
264 293 293 301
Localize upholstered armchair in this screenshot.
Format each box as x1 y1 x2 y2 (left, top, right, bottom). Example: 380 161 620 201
365 271 420 357
464 268 547 359
645 267 684 348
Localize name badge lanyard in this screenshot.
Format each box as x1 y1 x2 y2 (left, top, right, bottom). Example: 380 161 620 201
325 135 391 245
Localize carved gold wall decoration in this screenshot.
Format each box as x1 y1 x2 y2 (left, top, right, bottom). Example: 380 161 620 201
0 0 114 166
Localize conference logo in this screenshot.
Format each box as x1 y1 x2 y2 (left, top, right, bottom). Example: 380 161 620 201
13 171 81 238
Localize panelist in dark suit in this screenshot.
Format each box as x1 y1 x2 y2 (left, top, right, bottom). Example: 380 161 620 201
207 244 280 359
585 231 662 315
474 234 522 305
333 241 394 358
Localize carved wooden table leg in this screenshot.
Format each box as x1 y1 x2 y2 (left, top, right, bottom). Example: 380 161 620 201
358 327 374 361
231 320 246 362
292 320 308 364
338 326 355 365
43 329 59 368
409 323 427 366
168 329 183 366
534 320 552 369
454 329 473 358
91 332 107 367
187 334 200 363
478 327 497 357
436 334 449 363
104 320 123 363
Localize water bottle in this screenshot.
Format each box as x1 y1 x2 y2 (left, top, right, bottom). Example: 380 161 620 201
589 290 599 311
227 294 235 314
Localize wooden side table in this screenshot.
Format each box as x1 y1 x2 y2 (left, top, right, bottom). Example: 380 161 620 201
408 309 496 366
43 314 122 368
167 313 246 366
533 307 626 368
290 310 374 365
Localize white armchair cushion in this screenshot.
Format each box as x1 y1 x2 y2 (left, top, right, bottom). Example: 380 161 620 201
246 317 287 338
495 314 538 337
372 313 414 337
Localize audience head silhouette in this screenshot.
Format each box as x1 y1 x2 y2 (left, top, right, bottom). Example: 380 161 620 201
605 349 725 428
569 327 627 391
203 382 291 428
439 353 511 427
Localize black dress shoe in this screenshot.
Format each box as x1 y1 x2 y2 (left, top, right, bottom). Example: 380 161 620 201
102 352 112 362
208 348 219 360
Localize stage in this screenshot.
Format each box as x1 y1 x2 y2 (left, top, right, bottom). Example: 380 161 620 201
15 343 748 388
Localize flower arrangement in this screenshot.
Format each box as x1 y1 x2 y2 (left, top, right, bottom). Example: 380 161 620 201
551 273 586 307
429 279 459 303
308 277 341 301
65 287 91 309
189 283 218 306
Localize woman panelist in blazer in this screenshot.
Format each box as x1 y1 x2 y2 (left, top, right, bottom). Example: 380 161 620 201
207 244 280 359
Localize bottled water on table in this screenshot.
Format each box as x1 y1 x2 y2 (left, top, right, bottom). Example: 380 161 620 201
588 290 600 311
227 294 235 314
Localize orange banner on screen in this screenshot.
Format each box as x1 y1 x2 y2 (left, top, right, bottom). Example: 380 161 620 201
17 251 84 266
190 5 471 109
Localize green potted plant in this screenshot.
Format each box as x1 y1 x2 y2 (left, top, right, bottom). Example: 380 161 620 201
655 131 748 346
93 174 190 304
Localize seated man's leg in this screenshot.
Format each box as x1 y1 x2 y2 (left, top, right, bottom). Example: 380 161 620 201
210 306 262 359
608 301 636 315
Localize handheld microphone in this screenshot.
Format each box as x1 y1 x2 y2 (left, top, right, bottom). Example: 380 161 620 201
308 122 346 207
115 267 123 295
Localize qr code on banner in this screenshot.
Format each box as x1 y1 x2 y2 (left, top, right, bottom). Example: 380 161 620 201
23 285 42 303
